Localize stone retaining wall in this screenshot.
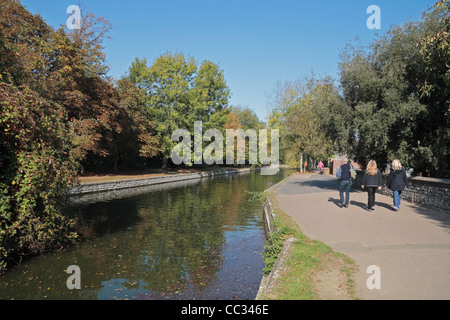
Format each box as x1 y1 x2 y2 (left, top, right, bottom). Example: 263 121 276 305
69 168 251 195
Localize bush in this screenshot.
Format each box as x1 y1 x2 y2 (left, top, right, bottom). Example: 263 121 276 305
0 83 79 272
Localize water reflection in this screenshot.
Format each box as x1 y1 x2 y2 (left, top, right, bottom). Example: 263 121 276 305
0 169 292 300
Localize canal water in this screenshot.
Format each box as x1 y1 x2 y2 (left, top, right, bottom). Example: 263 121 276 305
0 168 293 300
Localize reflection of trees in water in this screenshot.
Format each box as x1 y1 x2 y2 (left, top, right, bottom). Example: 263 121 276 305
65 174 256 294
0 170 293 299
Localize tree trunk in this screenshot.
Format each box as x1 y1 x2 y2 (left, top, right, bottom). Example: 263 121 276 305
300 153 303 173
113 154 118 173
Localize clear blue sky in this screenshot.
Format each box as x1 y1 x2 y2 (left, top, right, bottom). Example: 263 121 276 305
21 0 436 122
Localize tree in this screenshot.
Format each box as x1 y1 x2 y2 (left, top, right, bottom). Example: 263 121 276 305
416 0 450 177
231 106 264 131
267 76 334 168
115 78 161 169
127 53 231 168
338 2 449 176
0 1 162 271
0 83 79 271
0 0 80 271
267 79 307 164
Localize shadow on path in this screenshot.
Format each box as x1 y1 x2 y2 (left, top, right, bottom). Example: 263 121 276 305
283 174 450 229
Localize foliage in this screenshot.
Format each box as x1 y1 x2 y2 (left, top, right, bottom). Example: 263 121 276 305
262 225 289 276
269 2 449 177
0 0 243 271
127 53 231 167
268 76 335 167
0 83 79 271
0 0 160 271
232 106 264 131
338 2 449 175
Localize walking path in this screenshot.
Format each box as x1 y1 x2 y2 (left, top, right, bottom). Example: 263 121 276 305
272 173 450 300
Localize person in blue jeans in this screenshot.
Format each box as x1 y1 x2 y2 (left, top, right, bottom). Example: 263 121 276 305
337 160 353 208
386 159 410 211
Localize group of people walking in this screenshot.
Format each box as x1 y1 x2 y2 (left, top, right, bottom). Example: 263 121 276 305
337 159 410 212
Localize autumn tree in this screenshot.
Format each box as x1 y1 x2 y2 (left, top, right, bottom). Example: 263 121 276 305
0 83 79 271
0 1 160 271
267 76 334 169
0 0 81 271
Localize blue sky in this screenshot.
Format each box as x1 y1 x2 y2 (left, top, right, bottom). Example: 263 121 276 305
21 0 436 121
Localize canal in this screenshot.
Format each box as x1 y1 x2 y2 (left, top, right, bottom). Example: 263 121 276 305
0 168 293 300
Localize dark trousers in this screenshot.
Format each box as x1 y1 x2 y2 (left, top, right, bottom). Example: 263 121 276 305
366 187 377 209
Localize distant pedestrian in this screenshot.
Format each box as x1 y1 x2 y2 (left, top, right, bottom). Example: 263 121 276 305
361 160 382 211
317 161 324 174
386 159 410 212
337 160 353 208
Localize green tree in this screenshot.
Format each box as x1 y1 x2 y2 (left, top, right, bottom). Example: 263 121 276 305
231 106 264 131
338 2 449 175
416 0 449 177
267 79 306 164
268 76 334 168
127 53 231 167
115 78 161 169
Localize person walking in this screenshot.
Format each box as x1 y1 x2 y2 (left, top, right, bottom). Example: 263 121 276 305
361 160 382 211
337 160 353 208
317 161 324 174
386 159 410 212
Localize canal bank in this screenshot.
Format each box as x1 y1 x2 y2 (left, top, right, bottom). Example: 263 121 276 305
1 168 294 300
69 167 252 195
256 172 357 300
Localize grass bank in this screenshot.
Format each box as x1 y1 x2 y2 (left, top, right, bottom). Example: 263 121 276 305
258 188 358 300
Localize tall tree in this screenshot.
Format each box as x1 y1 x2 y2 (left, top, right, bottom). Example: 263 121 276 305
127 53 231 168
231 106 264 131
0 0 80 271
338 1 449 175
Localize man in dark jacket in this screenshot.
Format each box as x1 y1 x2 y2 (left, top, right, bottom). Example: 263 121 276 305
338 160 352 208
386 159 410 211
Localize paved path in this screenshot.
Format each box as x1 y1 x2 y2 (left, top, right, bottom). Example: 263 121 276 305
272 173 450 300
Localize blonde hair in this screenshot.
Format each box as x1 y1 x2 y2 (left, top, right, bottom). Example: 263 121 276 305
366 160 378 176
392 159 402 170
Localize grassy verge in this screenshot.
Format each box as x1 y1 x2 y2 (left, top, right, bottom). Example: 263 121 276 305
259 191 358 300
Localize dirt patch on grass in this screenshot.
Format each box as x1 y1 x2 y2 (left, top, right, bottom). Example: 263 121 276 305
313 252 357 300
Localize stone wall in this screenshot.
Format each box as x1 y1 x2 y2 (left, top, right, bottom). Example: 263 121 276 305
68 168 251 196
352 171 450 213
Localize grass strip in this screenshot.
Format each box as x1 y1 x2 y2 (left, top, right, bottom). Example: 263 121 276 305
260 191 357 300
